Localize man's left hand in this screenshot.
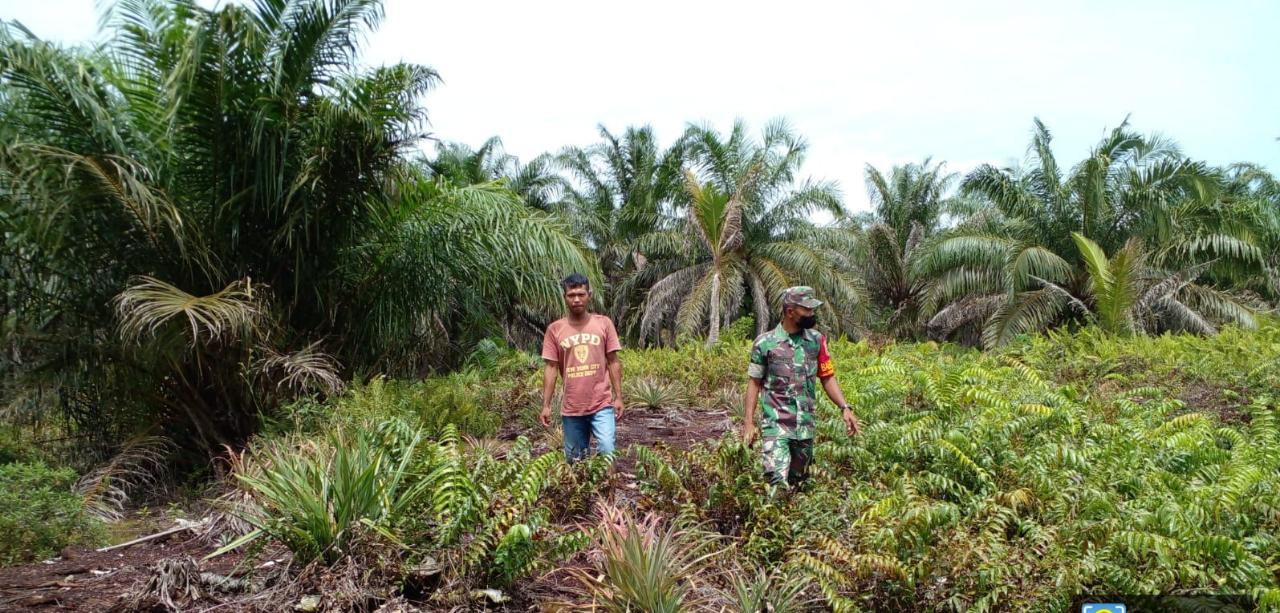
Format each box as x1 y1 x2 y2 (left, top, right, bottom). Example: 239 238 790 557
843 409 861 436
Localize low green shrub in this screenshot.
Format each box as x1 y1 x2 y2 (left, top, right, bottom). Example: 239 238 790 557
0 461 104 565
398 429 589 596
0 429 39 465
274 375 506 439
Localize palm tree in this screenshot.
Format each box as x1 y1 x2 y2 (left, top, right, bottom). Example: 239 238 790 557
861 158 958 339
918 118 1258 346
556 125 689 330
425 137 566 212
0 0 593 459
1173 163 1280 304
865 157 957 237
630 120 863 345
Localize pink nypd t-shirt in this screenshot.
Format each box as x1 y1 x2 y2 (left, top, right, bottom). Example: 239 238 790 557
541 314 622 417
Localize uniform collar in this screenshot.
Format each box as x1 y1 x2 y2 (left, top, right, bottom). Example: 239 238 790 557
770 324 807 343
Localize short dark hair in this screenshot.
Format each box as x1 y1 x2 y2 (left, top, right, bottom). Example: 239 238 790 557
561 273 590 293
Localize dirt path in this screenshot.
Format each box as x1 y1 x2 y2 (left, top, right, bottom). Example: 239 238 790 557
0 533 251 611
613 406 732 472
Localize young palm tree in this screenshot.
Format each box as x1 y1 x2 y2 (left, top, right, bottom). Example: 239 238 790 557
1040 233 1254 336
0 0 593 458
630 120 863 344
861 158 959 339
681 170 748 346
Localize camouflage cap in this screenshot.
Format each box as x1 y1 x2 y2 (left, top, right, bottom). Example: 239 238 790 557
782 286 822 309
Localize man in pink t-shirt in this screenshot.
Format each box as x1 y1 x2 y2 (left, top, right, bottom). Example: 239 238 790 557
540 273 624 462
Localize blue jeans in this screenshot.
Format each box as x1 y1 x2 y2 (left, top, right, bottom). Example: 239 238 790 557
562 406 616 462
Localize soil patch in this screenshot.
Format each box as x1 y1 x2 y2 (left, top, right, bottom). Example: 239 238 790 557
0 533 251 611
613 406 732 472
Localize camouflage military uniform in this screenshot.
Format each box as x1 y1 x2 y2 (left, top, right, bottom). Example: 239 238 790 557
747 287 836 486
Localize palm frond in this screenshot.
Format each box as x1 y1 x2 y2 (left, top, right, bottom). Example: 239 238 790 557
928 294 1004 340
982 289 1067 348
639 263 710 340
75 435 173 521
115 276 262 345
1071 232 1114 297
253 342 344 395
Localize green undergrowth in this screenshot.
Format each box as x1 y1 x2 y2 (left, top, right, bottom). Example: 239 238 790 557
207 318 1280 610
0 461 104 565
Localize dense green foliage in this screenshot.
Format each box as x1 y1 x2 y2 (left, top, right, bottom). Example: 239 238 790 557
0 0 593 462
184 317 1280 609
1 2 1279 608
0 461 103 564
1 0 1276 466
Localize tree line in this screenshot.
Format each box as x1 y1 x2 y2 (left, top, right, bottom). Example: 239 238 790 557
1 0 1275 460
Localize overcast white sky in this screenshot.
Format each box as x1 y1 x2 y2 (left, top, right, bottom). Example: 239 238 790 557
4 0 1278 212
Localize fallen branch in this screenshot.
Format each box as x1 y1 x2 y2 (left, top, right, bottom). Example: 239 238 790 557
96 519 206 553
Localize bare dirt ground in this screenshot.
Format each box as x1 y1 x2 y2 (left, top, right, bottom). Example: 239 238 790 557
0 528 250 611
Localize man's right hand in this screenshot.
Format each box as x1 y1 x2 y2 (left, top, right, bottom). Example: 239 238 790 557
539 405 553 427
741 422 757 447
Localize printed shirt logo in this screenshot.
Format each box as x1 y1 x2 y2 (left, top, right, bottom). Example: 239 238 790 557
559 333 602 349
560 330 603 380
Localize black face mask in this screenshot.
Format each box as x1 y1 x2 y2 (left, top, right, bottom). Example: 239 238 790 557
797 314 818 329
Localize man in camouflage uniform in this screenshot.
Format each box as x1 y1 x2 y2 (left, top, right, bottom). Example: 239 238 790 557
742 286 861 487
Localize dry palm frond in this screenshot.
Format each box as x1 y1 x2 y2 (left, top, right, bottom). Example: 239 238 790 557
118 556 205 613
464 435 511 459
253 342 345 395
199 446 263 545
639 263 711 339
928 294 1004 341
115 276 263 345
75 435 172 522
